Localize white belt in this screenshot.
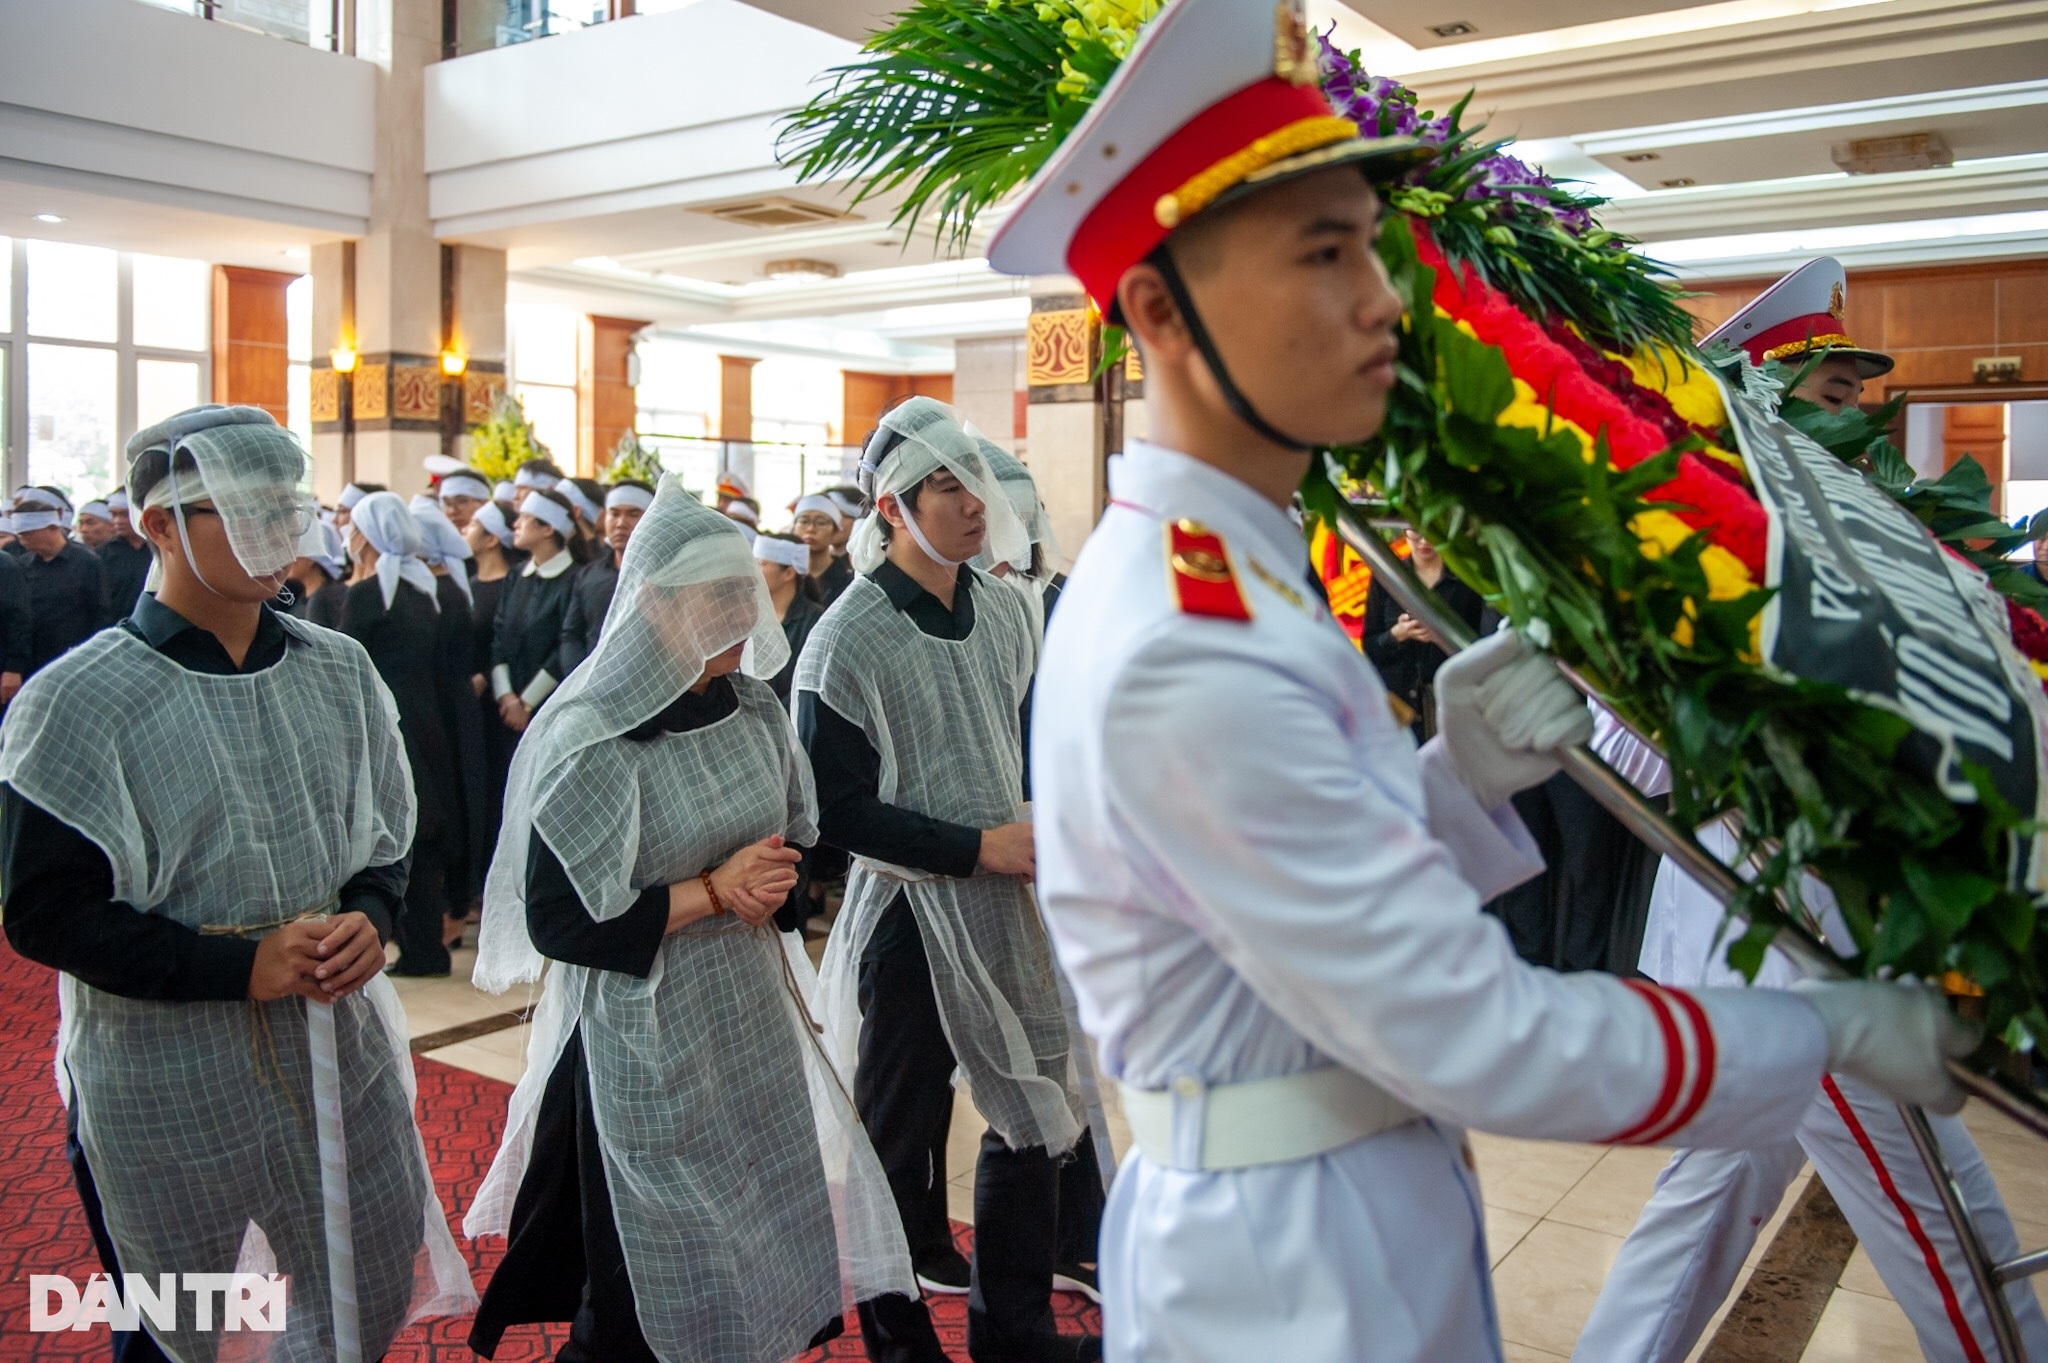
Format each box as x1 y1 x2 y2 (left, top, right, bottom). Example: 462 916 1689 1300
1119 1066 1421 1172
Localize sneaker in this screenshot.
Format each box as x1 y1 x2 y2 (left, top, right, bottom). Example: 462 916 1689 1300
1051 1262 1101 1305
914 1247 972 1296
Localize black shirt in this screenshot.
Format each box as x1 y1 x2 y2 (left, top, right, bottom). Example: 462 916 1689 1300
557 554 621 675
1362 567 1486 740
493 558 579 697
524 677 746 978
796 560 995 963
22 541 109 674
817 553 856 606
0 551 31 677
1 594 407 1002
767 591 825 706
95 536 153 620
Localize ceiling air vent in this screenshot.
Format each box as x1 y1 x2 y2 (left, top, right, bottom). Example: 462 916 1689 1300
1831 133 1953 176
694 198 857 230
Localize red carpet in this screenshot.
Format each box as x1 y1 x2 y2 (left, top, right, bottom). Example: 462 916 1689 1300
0 942 1098 1360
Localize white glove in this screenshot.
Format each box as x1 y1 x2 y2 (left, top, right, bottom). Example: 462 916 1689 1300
1791 978 1979 1114
1431 628 1592 810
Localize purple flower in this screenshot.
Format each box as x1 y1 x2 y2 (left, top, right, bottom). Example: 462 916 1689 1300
1317 30 1422 139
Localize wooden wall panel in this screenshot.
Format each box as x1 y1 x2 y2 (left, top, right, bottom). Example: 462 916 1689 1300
1678 258 2048 398
579 314 646 475
211 265 296 423
842 371 955 448
718 355 758 442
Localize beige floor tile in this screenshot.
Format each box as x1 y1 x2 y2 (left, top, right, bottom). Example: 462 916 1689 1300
948 1176 975 1225
1836 1243 1886 1299
1469 1132 1607 1219
1798 1287 1924 1363
1546 1146 1677 1239
424 1037 527 1086
1485 1204 1540 1269
1492 1219 1627 1356
1502 1345 1569 1363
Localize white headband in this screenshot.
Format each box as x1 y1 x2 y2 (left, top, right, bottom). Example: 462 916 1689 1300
107 490 130 513
513 464 560 491
475 500 515 547
79 501 111 522
439 473 492 502
724 502 759 527
559 480 602 522
826 489 863 519
494 481 517 503
753 536 810 570
521 493 575 538
605 484 655 511
10 510 61 533
793 493 845 526
338 484 370 510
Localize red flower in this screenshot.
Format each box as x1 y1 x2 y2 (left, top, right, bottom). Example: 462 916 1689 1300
1413 225 1770 577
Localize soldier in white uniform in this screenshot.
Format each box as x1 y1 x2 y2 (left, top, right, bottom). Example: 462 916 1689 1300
1572 265 2048 1363
984 1 1981 1359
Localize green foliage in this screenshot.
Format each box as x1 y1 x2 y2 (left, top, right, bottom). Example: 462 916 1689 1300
604 432 665 487
778 0 1143 248
1325 218 2045 1052
467 393 550 485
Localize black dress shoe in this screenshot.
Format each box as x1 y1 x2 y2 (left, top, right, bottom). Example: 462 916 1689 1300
914 1245 972 1296
1052 1261 1100 1305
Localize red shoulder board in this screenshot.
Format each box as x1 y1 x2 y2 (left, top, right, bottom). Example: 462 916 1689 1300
1165 519 1251 622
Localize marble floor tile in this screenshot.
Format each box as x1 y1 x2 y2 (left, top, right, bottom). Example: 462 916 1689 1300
1798 1287 1922 1362
423 1036 527 1086
1492 1219 1628 1357
1547 1145 1679 1239
1470 1132 1608 1219
1485 1204 1541 1269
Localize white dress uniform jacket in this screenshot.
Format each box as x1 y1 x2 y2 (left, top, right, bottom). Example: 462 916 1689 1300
1032 441 1834 1363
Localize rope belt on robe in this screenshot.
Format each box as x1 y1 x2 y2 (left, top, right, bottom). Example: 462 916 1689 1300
198 896 341 1123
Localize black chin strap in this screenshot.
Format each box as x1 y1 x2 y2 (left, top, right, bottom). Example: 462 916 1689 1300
1150 245 1315 453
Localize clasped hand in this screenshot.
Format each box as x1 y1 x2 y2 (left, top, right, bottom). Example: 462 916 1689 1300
671 835 802 931
248 913 383 1002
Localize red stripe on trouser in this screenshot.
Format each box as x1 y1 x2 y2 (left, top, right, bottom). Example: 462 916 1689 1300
1605 980 1685 1144
1639 987 1717 1146
1820 1075 1987 1363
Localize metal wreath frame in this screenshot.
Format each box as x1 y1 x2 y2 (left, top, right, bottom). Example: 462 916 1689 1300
1331 502 2048 1363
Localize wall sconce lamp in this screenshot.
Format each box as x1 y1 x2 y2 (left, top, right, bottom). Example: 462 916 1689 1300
330 346 359 374
440 350 468 377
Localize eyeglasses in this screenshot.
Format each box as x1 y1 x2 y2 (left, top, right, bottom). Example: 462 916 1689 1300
792 514 838 531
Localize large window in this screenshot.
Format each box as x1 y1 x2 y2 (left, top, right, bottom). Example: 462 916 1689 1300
1 239 212 501
508 303 580 464
634 337 721 494
751 356 844 523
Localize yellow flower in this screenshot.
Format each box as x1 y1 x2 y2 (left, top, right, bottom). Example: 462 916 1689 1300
1496 377 1596 462
1624 343 1728 431
1629 509 1762 659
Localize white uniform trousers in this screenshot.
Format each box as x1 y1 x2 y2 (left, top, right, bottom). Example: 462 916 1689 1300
1101 1119 1505 1363
1572 1073 2048 1363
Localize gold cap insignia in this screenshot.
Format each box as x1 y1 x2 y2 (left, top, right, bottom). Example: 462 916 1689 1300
1274 1 1316 86
1828 281 1845 321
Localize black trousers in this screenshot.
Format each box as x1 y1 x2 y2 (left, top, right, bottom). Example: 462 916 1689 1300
853 928 1099 1363
1486 772 1661 974
65 1087 173 1363
470 1027 657 1363
391 831 451 975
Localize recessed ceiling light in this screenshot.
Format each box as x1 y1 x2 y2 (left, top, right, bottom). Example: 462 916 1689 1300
1622 152 1661 163
281 247 308 259
1659 177 1698 188
1427 21 1476 37
34 213 65 224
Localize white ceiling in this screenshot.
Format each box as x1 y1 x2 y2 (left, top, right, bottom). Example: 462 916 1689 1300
10 0 2043 364
0 176 335 272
